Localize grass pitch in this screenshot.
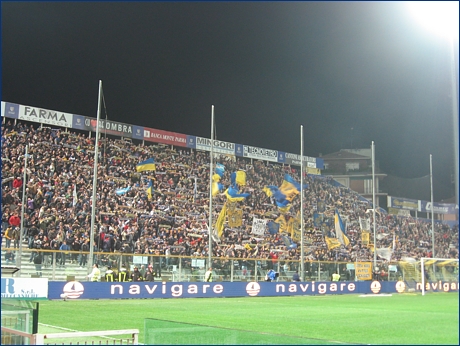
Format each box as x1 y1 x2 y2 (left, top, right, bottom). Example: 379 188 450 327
37 293 459 344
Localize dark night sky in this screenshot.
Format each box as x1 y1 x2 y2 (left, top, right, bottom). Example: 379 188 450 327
1 2 458 192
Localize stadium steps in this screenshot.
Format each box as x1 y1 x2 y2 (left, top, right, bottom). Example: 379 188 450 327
400 261 420 283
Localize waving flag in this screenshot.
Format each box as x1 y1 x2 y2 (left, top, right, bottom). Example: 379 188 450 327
267 221 280 235
116 186 131 196
72 184 78 207
146 180 154 201
235 170 246 187
211 163 225 196
335 209 350 246
136 158 156 172
225 186 250 202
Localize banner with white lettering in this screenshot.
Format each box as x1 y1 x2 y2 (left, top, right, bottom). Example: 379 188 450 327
418 200 458 214
144 127 187 147
47 280 458 300
19 105 73 128
83 118 134 137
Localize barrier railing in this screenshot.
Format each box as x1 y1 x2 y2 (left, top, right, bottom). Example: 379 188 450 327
0 247 423 282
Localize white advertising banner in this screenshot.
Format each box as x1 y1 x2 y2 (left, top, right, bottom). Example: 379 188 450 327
243 145 278 162
18 105 73 128
1 277 49 299
195 137 236 155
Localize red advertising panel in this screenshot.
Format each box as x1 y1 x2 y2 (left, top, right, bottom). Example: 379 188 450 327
143 127 187 147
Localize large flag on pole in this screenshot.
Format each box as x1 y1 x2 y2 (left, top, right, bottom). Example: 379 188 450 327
136 158 156 172
335 209 350 247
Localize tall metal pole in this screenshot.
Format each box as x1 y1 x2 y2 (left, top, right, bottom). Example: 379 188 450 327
88 80 103 270
300 125 305 281
449 37 459 207
372 141 376 269
208 105 215 268
430 154 435 258
17 145 28 271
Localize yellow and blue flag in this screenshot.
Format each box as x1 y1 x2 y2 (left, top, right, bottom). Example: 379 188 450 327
146 180 154 201
335 209 350 246
136 158 156 172
224 186 250 202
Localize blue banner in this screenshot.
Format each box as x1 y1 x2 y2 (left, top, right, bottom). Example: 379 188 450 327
132 125 144 140
72 114 86 130
47 280 458 300
186 135 196 149
235 144 244 157
4 102 19 119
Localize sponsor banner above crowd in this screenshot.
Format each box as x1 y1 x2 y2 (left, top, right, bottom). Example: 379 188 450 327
2 100 323 168
47 279 458 300
388 196 458 215
144 127 187 147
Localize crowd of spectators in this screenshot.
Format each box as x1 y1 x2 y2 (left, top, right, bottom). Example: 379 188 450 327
1 119 458 274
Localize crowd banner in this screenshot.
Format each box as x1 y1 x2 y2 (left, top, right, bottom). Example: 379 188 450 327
355 262 372 280
144 127 187 147
48 280 459 300
1 277 49 299
283 152 320 168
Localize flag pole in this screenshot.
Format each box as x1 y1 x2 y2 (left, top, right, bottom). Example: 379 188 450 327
300 125 305 281
208 105 215 268
17 145 28 271
430 154 435 259
89 80 103 271
372 141 376 270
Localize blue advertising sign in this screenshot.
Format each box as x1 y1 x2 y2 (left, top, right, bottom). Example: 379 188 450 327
418 200 458 214
46 280 460 300
72 115 86 130
235 144 244 157
277 151 286 163
186 135 196 149
4 102 19 119
132 125 144 140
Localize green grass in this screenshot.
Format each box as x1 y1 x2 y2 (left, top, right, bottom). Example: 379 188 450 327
37 293 459 345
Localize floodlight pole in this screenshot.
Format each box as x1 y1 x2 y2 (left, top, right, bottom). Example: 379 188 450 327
89 80 102 270
300 125 305 281
208 105 215 268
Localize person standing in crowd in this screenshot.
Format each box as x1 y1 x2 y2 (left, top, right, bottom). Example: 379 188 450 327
87 263 101 282
204 267 213 282
34 252 43 277
12 226 20 249
144 265 155 282
265 269 277 282
332 271 340 281
59 240 70 267
131 267 143 282
292 272 301 282
4 225 13 248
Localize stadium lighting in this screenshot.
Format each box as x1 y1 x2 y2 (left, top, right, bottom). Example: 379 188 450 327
405 1 459 206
